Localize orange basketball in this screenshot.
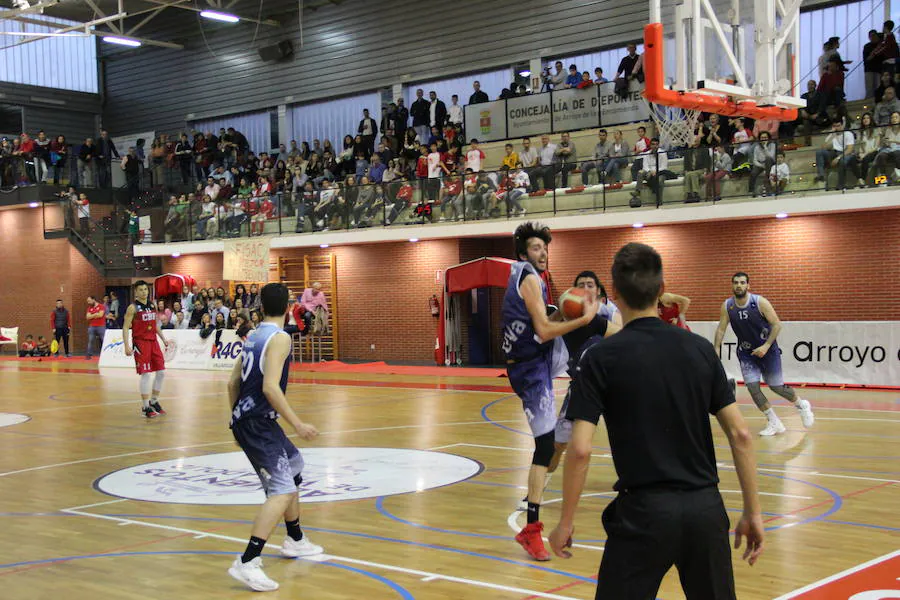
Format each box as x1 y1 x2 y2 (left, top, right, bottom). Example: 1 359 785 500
559 287 587 320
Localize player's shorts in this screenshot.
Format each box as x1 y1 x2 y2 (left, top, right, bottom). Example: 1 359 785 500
133 338 165 374
737 346 784 387
231 418 304 497
507 339 568 438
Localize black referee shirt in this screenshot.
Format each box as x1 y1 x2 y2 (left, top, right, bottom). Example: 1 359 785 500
567 317 734 492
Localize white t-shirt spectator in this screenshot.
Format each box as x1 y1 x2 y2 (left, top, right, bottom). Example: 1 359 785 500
466 148 485 172
770 162 790 182
827 130 855 152
427 152 442 178
519 146 539 167
77 197 90 219
513 171 531 189
448 104 463 125
204 183 220 200
539 143 558 166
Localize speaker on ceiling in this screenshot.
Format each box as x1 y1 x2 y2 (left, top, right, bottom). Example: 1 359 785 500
258 39 294 62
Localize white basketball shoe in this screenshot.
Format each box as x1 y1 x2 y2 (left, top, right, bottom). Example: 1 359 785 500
228 556 279 592
796 398 815 428
280 536 324 558
759 419 787 436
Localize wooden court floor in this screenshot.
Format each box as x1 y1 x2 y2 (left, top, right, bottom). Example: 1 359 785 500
0 359 897 599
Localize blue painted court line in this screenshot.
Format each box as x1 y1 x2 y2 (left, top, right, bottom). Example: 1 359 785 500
0 550 414 599
480 394 530 436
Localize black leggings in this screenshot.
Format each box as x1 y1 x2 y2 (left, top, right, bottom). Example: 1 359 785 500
53 327 70 355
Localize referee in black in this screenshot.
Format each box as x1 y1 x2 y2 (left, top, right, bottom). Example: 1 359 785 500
548 242 764 599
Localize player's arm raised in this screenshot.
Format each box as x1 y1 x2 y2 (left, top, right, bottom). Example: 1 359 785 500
754 297 782 357
263 332 318 441
713 300 730 357
661 292 691 317
521 275 597 341
122 304 135 356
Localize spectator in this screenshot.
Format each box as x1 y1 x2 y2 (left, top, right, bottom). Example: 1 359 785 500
705 144 733 201
682 134 710 203
189 299 207 328
555 132 578 187
506 164 530 216
448 94 464 128
157 298 172 323
34 130 51 183
198 313 215 337
631 138 673 204
18 133 35 183
604 130 629 184
35 335 50 357
752 117 779 141
49 134 68 185
312 139 324 158
107 291 120 329
160 314 175 330
96 128 119 188
519 137 539 190
465 139 486 173
815 118 855 190
565 64 581 88
250 310 261 327
214 312 227 330
594 67 608 84
864 30 885 98
428 91 448 132
502 143 519 170
358 108 378 156
469 80 489 104
301 282 329 326
284 293 307 335
121 147 141 199
536 134 559 191
204 176 221 201
730 118 755 172
546 61 566 90
852 112 880 186
633 125 651 154
19 334 36 358
869 21 899 77
875 86 900 125
395 98 409 140
78 137 96 187
769 151 791 195
85 295 106 359
50 299 71 357
576 71 594 89
749 132 777 197
252 193 274 236
369 153 387 183
438 171 464 221
873 110 900 182
213 298 230 322
615 43 644 97
581 129 611 185
174 133 193 184
702 113 732 148
816 58 846 114
73 193 91 237
875 71 894 103
411 89 431 144
174 311 188 330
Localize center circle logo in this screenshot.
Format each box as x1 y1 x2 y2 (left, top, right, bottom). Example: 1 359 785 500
95 447 482 505
0 413 30 428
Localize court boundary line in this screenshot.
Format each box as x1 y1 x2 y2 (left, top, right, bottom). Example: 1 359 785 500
771 548 900 599
56 507 582 600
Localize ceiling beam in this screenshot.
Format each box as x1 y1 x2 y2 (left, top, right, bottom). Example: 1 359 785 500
1 12 124 49
4 13 184 50
0 0 61 20
141 0 281 26
82 0 121 33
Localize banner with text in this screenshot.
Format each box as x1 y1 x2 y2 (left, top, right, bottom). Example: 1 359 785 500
597 80 649 127
506 94 552 138
691 321 900 387
223 237 271 282
551 87 601 132
464 100 507 142
98 329 242 371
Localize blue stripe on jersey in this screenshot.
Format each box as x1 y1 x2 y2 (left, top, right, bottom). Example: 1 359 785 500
501 261 547 361
230 323 290 424
726 294 777 353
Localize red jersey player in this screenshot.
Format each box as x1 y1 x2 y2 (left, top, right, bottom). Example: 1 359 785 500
123 280 171 418
657 292 691 330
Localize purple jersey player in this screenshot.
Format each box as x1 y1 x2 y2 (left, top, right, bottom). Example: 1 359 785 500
714 272 814 436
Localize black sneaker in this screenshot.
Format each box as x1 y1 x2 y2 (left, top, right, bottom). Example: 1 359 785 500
150 401 166 415
143 406 159 419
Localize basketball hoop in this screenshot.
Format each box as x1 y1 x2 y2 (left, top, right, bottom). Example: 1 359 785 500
642 99 702 149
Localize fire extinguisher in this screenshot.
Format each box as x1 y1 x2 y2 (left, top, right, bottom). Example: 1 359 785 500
429 294 440 317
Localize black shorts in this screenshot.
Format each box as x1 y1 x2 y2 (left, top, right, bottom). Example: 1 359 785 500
595 486 735 600
231 418 303 497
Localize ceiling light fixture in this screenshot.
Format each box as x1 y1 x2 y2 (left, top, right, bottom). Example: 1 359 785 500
775 212 788 219
200 10 240 23
319 243 330 248
632 222 644 228
171 252 181 257
102 36 141 47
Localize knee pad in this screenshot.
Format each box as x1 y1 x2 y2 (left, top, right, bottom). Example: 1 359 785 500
770 384 795 401
139 372 153 396
746 382 768 409
532 431 555 467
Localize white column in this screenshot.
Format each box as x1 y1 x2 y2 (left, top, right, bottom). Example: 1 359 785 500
277 104 289 145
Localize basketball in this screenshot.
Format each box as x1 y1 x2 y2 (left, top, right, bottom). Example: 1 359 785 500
559 287 587 320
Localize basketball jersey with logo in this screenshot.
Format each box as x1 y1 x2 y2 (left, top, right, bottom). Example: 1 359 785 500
501 261 547 361
726 294 776 353
231 323 290 424
132 301 158 341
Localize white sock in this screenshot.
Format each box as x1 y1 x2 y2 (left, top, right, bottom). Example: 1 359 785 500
141 398 150 409
764 408 780 423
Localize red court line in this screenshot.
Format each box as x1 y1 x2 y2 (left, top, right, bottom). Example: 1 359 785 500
521 576 594 600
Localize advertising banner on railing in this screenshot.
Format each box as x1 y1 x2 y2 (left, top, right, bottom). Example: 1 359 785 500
690 321 900 387
597 80 649 127
98 329 242 371
506 94 552 138
223 237 271 282
551 87 601 132
464 100 507 142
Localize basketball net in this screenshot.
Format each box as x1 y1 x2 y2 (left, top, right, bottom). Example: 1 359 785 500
642 99 702 149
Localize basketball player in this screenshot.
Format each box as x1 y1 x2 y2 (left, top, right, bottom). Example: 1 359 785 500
502 222 598 561
658 291 691 329
122 280 170 418
227 283 323 592
714 272 815 435
517 270 620 511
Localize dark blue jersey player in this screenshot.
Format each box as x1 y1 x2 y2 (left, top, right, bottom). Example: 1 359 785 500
227 283 324 592
714 272 814 436
501 222 598 561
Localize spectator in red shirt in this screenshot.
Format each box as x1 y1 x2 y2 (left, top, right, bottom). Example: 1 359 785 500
85 295 107 359
576 71 595 89
19 335 36 358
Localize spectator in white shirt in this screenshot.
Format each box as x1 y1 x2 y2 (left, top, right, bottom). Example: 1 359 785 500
815 118 855 190
204 176 221 201
631 138 673 203
519 137 539 191
465 139 486 172
448 94 464 126
536 134 559 191
768 152 790 195
174 311 189 330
